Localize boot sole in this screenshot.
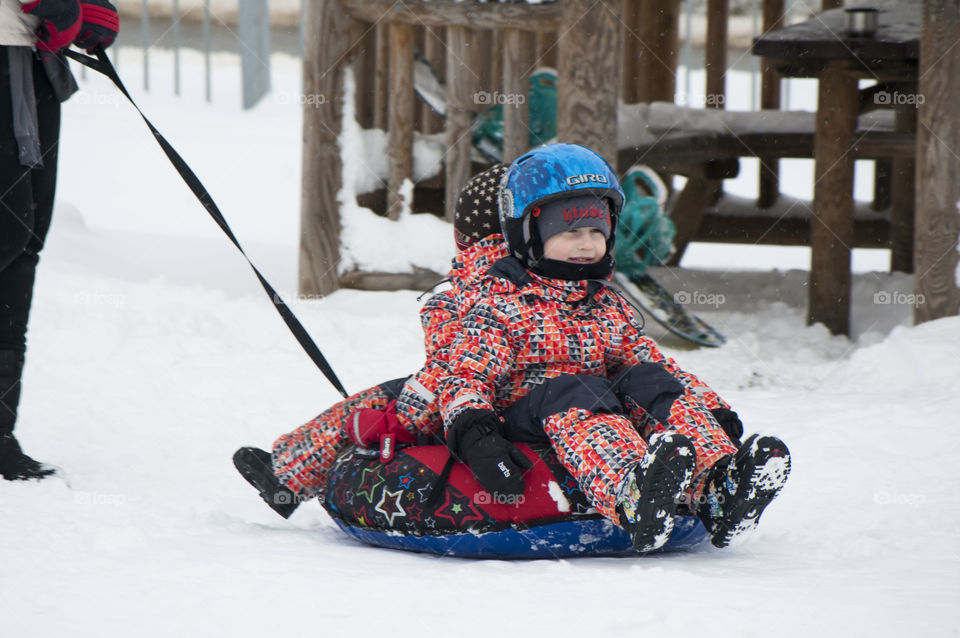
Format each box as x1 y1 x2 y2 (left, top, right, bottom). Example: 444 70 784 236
710 435 791 548
233 447 299 519
629 435 697 553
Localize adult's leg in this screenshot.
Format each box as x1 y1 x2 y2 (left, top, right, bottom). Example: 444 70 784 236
0 48 60 479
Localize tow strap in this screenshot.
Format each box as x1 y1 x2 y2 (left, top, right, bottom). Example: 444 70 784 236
65 47 349 399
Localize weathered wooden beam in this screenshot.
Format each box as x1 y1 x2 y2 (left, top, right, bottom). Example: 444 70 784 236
620 0 642 104
666 176 722 265
445 26 480 221
914 0 960 323
631 0 679 104
557 0 621 163
535 31 558 68
694 216 890 248
809 62 858 335
341 0 563 32
617 129 915 171
705 0 728 109
299 0 364 297
352 28 377 129
387 22 415 220
502 28 534 162
421 25 446 134
340 268 445 292
373 24 389 130
890 86 917 273
758 0 784 209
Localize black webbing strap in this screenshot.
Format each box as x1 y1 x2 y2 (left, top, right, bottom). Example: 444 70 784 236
65 47 349 398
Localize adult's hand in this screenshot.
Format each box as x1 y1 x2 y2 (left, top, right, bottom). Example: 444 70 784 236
22 0 82 52
73 0 119 53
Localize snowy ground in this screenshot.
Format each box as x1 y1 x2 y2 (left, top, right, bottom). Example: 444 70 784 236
2 50 958 637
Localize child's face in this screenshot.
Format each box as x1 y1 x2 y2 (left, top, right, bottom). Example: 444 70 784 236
542 227 607 264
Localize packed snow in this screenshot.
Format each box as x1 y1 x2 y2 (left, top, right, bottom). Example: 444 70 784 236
1 48 958 638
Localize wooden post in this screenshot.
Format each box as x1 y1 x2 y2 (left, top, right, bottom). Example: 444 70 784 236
914 0 960 323
809 62 858 335
557 0 621 164
502 28 535 162
299 0 364 297
374 24 389 130
758 0 784 209
633 0 679 104
387 22 415 220
353 28 377 129
705 0 728 110
445 26 480 221
873 159 892 211
535 31 558 68
890 84 917 273
620 0 642 104
666 176 722 265
421 25 446 134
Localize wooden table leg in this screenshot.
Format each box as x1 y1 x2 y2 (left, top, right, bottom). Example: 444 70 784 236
809 63 858 335
890 83 917 273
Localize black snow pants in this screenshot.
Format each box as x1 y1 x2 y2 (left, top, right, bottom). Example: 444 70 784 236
0 46 61 436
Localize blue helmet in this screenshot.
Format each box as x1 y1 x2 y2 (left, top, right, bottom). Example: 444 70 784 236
499 143 624 269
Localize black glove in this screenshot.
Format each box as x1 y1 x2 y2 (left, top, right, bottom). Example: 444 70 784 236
711 408 743 446
447 409 532 499
73 0 119 53
22 0 82 52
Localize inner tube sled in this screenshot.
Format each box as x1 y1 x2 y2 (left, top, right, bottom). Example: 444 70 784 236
322 443 707 559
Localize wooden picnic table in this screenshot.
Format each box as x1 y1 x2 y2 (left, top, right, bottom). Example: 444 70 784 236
753 2 921 335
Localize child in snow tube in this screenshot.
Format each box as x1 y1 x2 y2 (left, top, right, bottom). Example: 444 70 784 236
233 154 788 554
435 143 791 552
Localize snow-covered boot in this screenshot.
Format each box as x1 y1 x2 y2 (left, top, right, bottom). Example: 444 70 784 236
233 447 300 518
699 434 791 548
0 432 55 481
617 432 696 552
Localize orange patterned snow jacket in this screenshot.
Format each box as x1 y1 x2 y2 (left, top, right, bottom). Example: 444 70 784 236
438 257 727 429
395 235 509 435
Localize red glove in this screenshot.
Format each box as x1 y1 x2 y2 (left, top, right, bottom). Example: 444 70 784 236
22 0 82 52
73 0 119 52
347 400 416 446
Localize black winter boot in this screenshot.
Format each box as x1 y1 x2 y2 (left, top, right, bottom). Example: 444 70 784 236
1 350 54 481
617 432 697 553
232 447 300 518
699 434 791 548
0 432 55 481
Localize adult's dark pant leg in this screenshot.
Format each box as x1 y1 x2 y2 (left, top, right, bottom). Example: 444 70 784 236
0 47 61 436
